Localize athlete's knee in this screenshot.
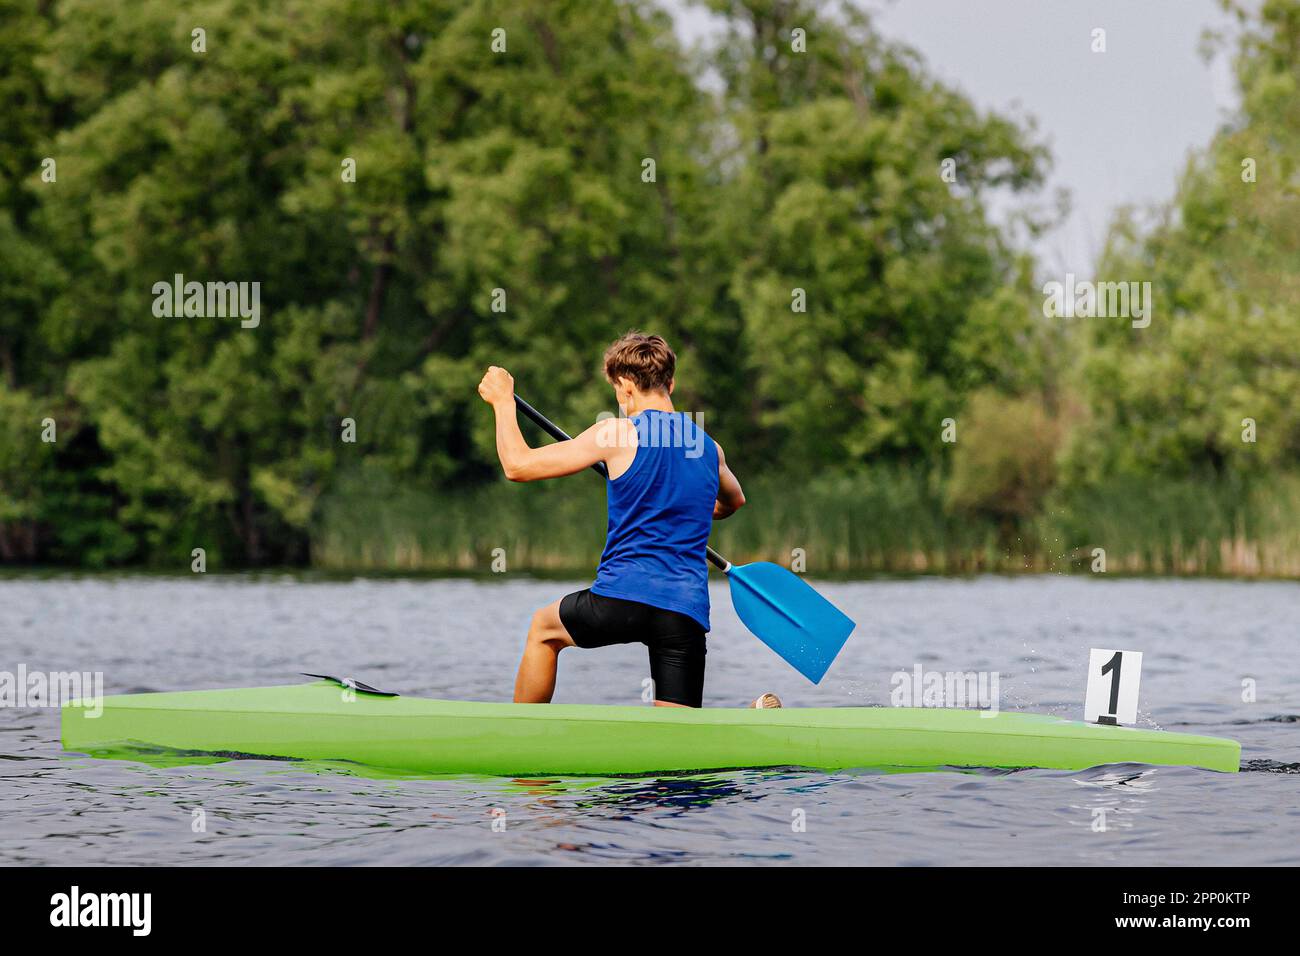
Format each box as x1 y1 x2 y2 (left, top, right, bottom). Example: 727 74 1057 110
528 605 571 649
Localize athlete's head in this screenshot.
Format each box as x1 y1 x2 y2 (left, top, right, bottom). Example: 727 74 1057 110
603 331 676 398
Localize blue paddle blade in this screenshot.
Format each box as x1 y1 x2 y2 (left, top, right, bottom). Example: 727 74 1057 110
726 561 856 683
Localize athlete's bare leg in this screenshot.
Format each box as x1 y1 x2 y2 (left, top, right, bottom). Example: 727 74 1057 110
513 599 576 703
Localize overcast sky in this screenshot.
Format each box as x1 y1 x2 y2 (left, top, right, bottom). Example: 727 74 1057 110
664 0 1241 275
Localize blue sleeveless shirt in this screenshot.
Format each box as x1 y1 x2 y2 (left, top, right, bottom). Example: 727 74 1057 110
591 410 719 630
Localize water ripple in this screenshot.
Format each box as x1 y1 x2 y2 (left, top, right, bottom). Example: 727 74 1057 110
2 574 1296 865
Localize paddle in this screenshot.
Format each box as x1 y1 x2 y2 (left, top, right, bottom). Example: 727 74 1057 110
301 673 399 697
513 394 857 683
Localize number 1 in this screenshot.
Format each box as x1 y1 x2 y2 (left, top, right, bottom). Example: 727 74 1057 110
1100 650 1122 717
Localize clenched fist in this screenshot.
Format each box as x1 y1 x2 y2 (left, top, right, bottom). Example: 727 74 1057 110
477 366 515 407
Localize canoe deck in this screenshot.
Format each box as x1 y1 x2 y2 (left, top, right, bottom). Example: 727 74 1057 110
61 681 1241 775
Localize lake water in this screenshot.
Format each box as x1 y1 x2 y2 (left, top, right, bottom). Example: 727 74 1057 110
1 574 1296 866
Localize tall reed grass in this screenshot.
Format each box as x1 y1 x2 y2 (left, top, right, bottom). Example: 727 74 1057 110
313 469 1300 578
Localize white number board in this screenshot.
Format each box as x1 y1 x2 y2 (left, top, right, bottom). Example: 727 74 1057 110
1084 648 1143 726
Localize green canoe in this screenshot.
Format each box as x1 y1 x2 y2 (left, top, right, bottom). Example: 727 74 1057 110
61 680 1241 775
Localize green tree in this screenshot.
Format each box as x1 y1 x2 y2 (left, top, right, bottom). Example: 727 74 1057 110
946 389 1060 534
20 0 719 564
1064 0 1300 483
702 0 1052 469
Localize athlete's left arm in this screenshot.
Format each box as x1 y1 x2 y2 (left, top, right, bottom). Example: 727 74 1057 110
713 442 746 519
478 366 613 481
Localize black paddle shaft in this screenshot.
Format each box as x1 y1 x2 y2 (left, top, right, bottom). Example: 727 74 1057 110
513 394 729 571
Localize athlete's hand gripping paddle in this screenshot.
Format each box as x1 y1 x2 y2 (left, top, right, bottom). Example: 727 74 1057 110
513 395 856 683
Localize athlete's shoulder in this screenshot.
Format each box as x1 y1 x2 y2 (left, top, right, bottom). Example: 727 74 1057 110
594 415 637 450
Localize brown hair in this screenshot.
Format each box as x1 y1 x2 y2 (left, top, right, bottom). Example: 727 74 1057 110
603 331 676 394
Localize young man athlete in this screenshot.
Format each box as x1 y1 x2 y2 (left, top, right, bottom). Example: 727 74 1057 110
477 331 766 709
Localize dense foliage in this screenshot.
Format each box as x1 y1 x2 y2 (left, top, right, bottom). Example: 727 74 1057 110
1063 0 1300 482
1 0 1297 574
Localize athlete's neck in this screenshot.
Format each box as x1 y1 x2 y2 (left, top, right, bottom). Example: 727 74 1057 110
622 391 674 417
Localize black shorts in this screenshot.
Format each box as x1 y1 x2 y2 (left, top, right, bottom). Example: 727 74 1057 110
559 589 706 707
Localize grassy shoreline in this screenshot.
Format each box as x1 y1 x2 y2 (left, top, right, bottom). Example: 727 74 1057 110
312 471 1300 579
